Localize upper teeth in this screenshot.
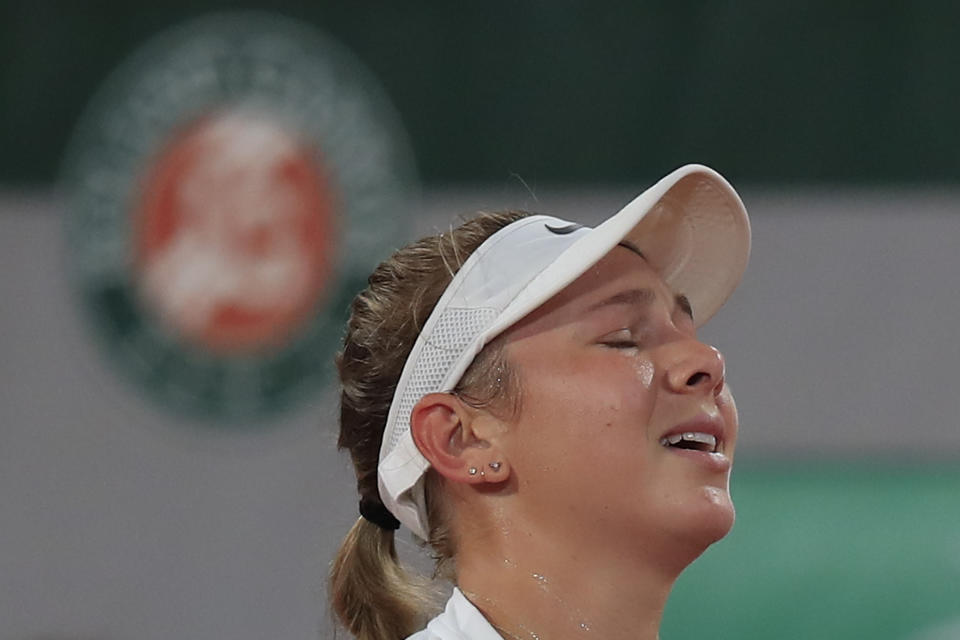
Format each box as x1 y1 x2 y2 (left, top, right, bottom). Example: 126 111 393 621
660 432 718 449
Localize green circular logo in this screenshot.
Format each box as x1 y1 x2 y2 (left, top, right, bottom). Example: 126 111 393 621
61 12 417 423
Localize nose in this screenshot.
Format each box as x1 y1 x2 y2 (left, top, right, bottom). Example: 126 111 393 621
665 341 726 397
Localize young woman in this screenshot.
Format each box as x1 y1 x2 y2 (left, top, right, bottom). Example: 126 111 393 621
330 164 751 640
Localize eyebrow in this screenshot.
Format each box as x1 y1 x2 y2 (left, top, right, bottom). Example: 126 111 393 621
588 288 695 321
588 288 655 311
617 241 644 258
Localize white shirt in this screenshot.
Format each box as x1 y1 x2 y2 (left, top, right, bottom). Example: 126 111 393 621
406 587 504 640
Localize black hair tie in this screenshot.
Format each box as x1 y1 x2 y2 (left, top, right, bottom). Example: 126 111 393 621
359 497 401 531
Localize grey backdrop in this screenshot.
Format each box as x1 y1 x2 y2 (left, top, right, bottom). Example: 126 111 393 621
2 185 959 639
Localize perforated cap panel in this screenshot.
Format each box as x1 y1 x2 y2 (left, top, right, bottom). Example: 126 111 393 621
386 307 498 451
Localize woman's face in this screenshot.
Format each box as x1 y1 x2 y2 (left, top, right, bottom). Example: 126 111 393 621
497 245 739 557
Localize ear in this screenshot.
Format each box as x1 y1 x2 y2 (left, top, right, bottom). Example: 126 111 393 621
410 392 510 485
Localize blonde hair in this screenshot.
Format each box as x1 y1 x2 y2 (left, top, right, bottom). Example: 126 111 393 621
330 211 528 640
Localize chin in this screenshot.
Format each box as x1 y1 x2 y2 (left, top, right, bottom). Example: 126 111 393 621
699 486 736 541
669 487 736 557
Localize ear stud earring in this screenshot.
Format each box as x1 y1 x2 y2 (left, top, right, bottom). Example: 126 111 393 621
468 467 478 476
488 461 502 472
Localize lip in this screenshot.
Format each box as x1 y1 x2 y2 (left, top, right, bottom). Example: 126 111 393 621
659 414 731 472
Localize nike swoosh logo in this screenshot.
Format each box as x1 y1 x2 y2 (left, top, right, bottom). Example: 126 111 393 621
543 222 584 235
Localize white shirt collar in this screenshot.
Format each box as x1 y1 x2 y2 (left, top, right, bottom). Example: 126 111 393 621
408 587 504 640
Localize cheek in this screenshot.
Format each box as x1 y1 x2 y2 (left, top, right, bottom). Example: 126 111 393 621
504 353 667 528
633 358 655 389
513 354 656 457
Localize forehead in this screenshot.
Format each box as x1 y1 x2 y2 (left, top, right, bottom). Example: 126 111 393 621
504 245 675 340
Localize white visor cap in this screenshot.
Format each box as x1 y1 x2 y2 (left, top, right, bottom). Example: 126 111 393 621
378 163 751 540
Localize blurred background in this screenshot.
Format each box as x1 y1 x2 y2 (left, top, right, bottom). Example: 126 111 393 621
2 2 959 639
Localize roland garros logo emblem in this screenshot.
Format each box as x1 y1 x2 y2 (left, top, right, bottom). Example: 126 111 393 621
61 13 416 422
135 113 335 354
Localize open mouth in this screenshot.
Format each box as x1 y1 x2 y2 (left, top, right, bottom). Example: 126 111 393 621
659 432 719 454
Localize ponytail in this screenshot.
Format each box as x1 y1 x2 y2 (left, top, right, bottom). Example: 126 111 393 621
330 518 435 640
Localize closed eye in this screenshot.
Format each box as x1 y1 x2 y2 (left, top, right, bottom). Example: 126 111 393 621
604 341 638 349
601 329 640 350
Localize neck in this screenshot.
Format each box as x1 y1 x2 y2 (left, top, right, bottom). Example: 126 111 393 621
455 513 697 640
